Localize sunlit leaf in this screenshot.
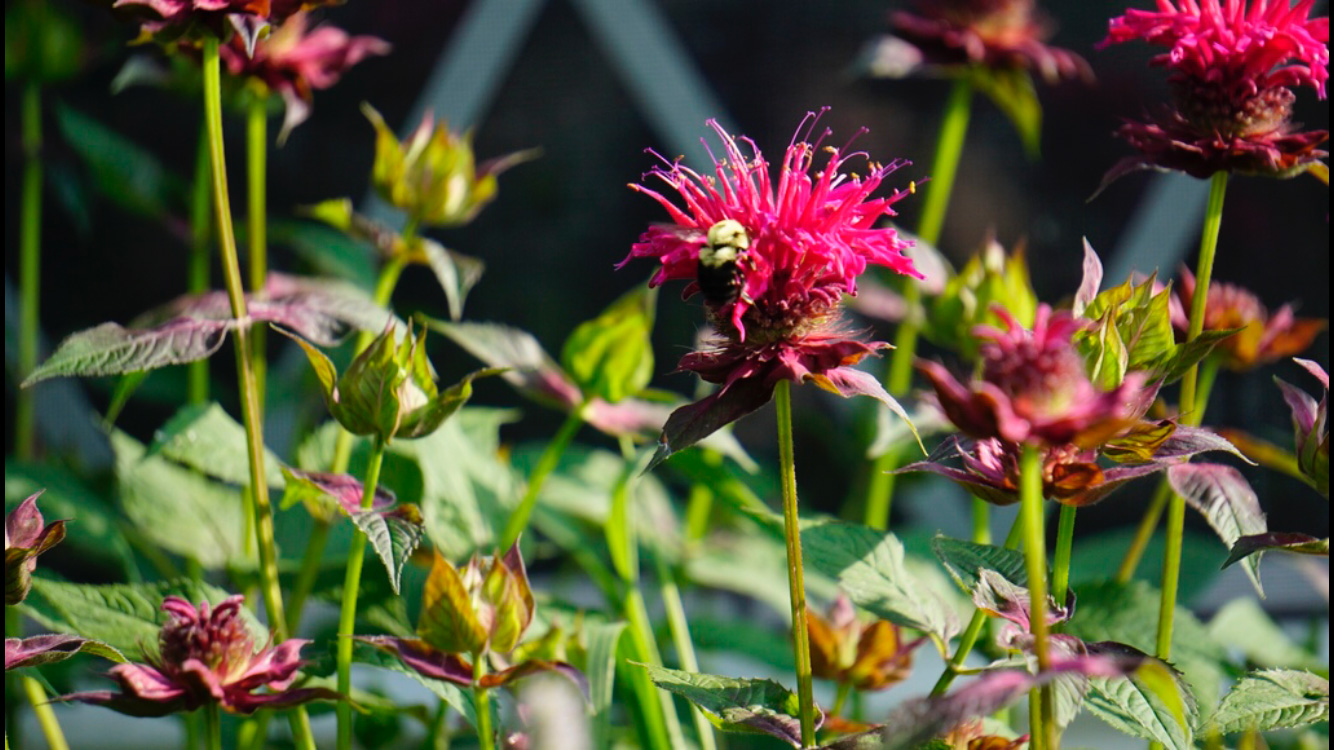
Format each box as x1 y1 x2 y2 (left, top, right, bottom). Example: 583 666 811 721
802 519 960 654
1208 669 1329 735
561 285 656 404
1167 463 1267 596
148 402 286 487
350 504 425 595
1225 533 1328 569
1085 657 1197 750
931 535 1027 594
640 664 819 747
5 634 126 671
24 319 233 386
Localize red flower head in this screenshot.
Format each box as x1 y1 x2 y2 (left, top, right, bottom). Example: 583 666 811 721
889 0 1092 82
1168 267 1326 371
920 305 1148 447
63 596 336 716
1098 0 1330 182
111 0 336 54
621 111 923 463
220 12 390 142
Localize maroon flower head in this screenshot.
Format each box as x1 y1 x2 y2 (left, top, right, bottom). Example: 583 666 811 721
622 111 924 463
220 12 390 142
890 0 1092 82
622 110 920 344
1099 0 1330 181
921 305 1147 447
5 491 66 606
112 0 335 54
63 596 334 716
1169 267 1326 371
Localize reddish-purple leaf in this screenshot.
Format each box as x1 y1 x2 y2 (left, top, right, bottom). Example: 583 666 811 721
481 659 589 700
355 636 473 686
23 318 233 386
281 468 396 519
1167 463 1268 596
649 377 775 471
6 634 125 670
1226 533 1329 569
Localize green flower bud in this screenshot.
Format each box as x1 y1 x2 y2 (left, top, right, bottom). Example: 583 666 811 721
288 321 502 443
417 545 535 656
364 103 535 228
927 238 1037 360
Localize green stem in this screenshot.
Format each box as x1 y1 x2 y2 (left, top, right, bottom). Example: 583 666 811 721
1156 172 1228 663
930 513 1023 696
336 436 387 750
1114 359 1219 582
204 704 222 750
1051 504 1077 609
654 555 718 750
204 53 314 750
831 683 852 720
864 77 973 531
473 654 495 750
775 381 817 748
247 88 269 405
19 675 68 750
972 497 991 545
16 79 42 460
1019 443 1055 749
189 122 212 405
202 35 287 635
500 409 584 549
624 587 684 750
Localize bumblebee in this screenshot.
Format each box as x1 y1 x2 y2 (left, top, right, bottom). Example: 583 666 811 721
697 219 750 306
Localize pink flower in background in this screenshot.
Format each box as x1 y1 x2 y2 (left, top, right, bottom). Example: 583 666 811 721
1098 0 1329 181
920 305 1147 447
1169 268 1326 371
221 12 390 142
112 0 331 52
621 111 922 463
64 596 335 716
889 0 1092 82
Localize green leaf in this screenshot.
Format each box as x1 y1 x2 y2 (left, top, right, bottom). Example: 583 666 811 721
1085 659 1197 750
147 402 286 487
1158 329 1237 385
112 430 253 570
640 664 815 747
24 319 233 386
561 285 657 404
350 504 425 595
801 519 961 654
269 217 376 292
583 621 627 716
1208 669 1329 735
398 409 520 559
1226 533 1329 569
1207 598 1322 671
930 535 1027 594
968 66 1042 158
54 104 185 219
419 239 485 322
1065 580 1227 714
22 578 257 657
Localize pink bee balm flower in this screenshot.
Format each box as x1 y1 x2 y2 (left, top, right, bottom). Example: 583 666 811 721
621 111 923 463
63 596 336 716
920 305 1148 447
220 12 389 142
1168 267 1326 371
1098 0 1330 182
889 0 1093 83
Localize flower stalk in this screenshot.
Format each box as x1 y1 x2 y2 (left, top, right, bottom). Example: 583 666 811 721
473 652 495 750
202 37 314 750
188 122 212 405
17 78 42 460
1051 504 1077 607
500 408 585 550
776 380 817 748
336 436 386 750
866 77 973 531
1157 171 1229 661
247 87 269 402
1019 442 1055 749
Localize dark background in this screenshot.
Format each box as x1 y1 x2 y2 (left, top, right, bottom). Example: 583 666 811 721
6 0 1329 540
